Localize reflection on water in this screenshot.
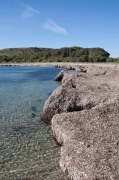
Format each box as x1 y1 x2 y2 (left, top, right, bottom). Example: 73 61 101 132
0 66 68 180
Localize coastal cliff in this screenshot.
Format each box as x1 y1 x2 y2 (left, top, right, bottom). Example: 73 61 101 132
42 65 119 180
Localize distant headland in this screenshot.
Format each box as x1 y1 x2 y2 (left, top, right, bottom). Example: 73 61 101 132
0 46 119 63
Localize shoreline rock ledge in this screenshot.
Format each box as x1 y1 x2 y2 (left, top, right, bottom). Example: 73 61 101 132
42 65 119 180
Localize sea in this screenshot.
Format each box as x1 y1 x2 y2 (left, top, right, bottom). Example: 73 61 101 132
0 66 69 180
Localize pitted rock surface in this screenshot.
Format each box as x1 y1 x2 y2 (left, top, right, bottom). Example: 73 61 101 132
54 70 70 81
42 65 119 179
42 66 119 122
52 98 119 180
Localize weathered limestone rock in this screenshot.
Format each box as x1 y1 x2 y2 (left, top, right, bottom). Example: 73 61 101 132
52 98 119 180
42 66 119 122
54 64 76 70
54 70 70 81
42 65 119 179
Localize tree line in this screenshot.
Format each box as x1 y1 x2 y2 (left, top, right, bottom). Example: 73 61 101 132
0 46 118 63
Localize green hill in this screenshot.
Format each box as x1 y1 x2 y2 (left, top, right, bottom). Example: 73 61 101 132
0 46 113 63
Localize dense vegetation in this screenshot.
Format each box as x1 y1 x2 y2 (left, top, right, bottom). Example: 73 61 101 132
0 46 118 63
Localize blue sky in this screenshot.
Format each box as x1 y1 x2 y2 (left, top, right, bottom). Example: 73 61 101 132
0 0 119 57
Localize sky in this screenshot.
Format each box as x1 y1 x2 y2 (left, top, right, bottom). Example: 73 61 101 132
0 0 119 57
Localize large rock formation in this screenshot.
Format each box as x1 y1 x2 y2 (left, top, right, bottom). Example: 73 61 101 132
42 65 119 179
42 66 119 122
52 98 119 180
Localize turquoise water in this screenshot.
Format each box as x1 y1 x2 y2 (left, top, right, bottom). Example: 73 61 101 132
0 66 68 180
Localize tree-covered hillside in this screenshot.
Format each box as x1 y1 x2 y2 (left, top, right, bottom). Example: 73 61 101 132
0 46 115 63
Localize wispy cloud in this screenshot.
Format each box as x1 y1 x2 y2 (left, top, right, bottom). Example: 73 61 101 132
43 19 69 35
15 0 40 18
22 5 40 18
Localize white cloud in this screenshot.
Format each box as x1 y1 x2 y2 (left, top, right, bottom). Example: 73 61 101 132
22 5 40 18
43 19 69 35
15 0 40 18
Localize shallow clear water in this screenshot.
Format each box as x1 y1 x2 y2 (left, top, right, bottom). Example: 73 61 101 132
0 66 68 180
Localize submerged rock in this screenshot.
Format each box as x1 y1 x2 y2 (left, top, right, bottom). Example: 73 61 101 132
42 65 119 179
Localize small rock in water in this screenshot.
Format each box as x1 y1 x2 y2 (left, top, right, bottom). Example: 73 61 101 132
31 113 36 118
30 106 37 112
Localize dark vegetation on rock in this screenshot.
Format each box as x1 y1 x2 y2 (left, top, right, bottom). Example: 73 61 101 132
0 46 116 63
42 65 119 180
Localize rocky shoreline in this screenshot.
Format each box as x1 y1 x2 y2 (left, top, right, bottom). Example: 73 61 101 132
0 62 118 69
1 62 119 179
42 65 119 180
